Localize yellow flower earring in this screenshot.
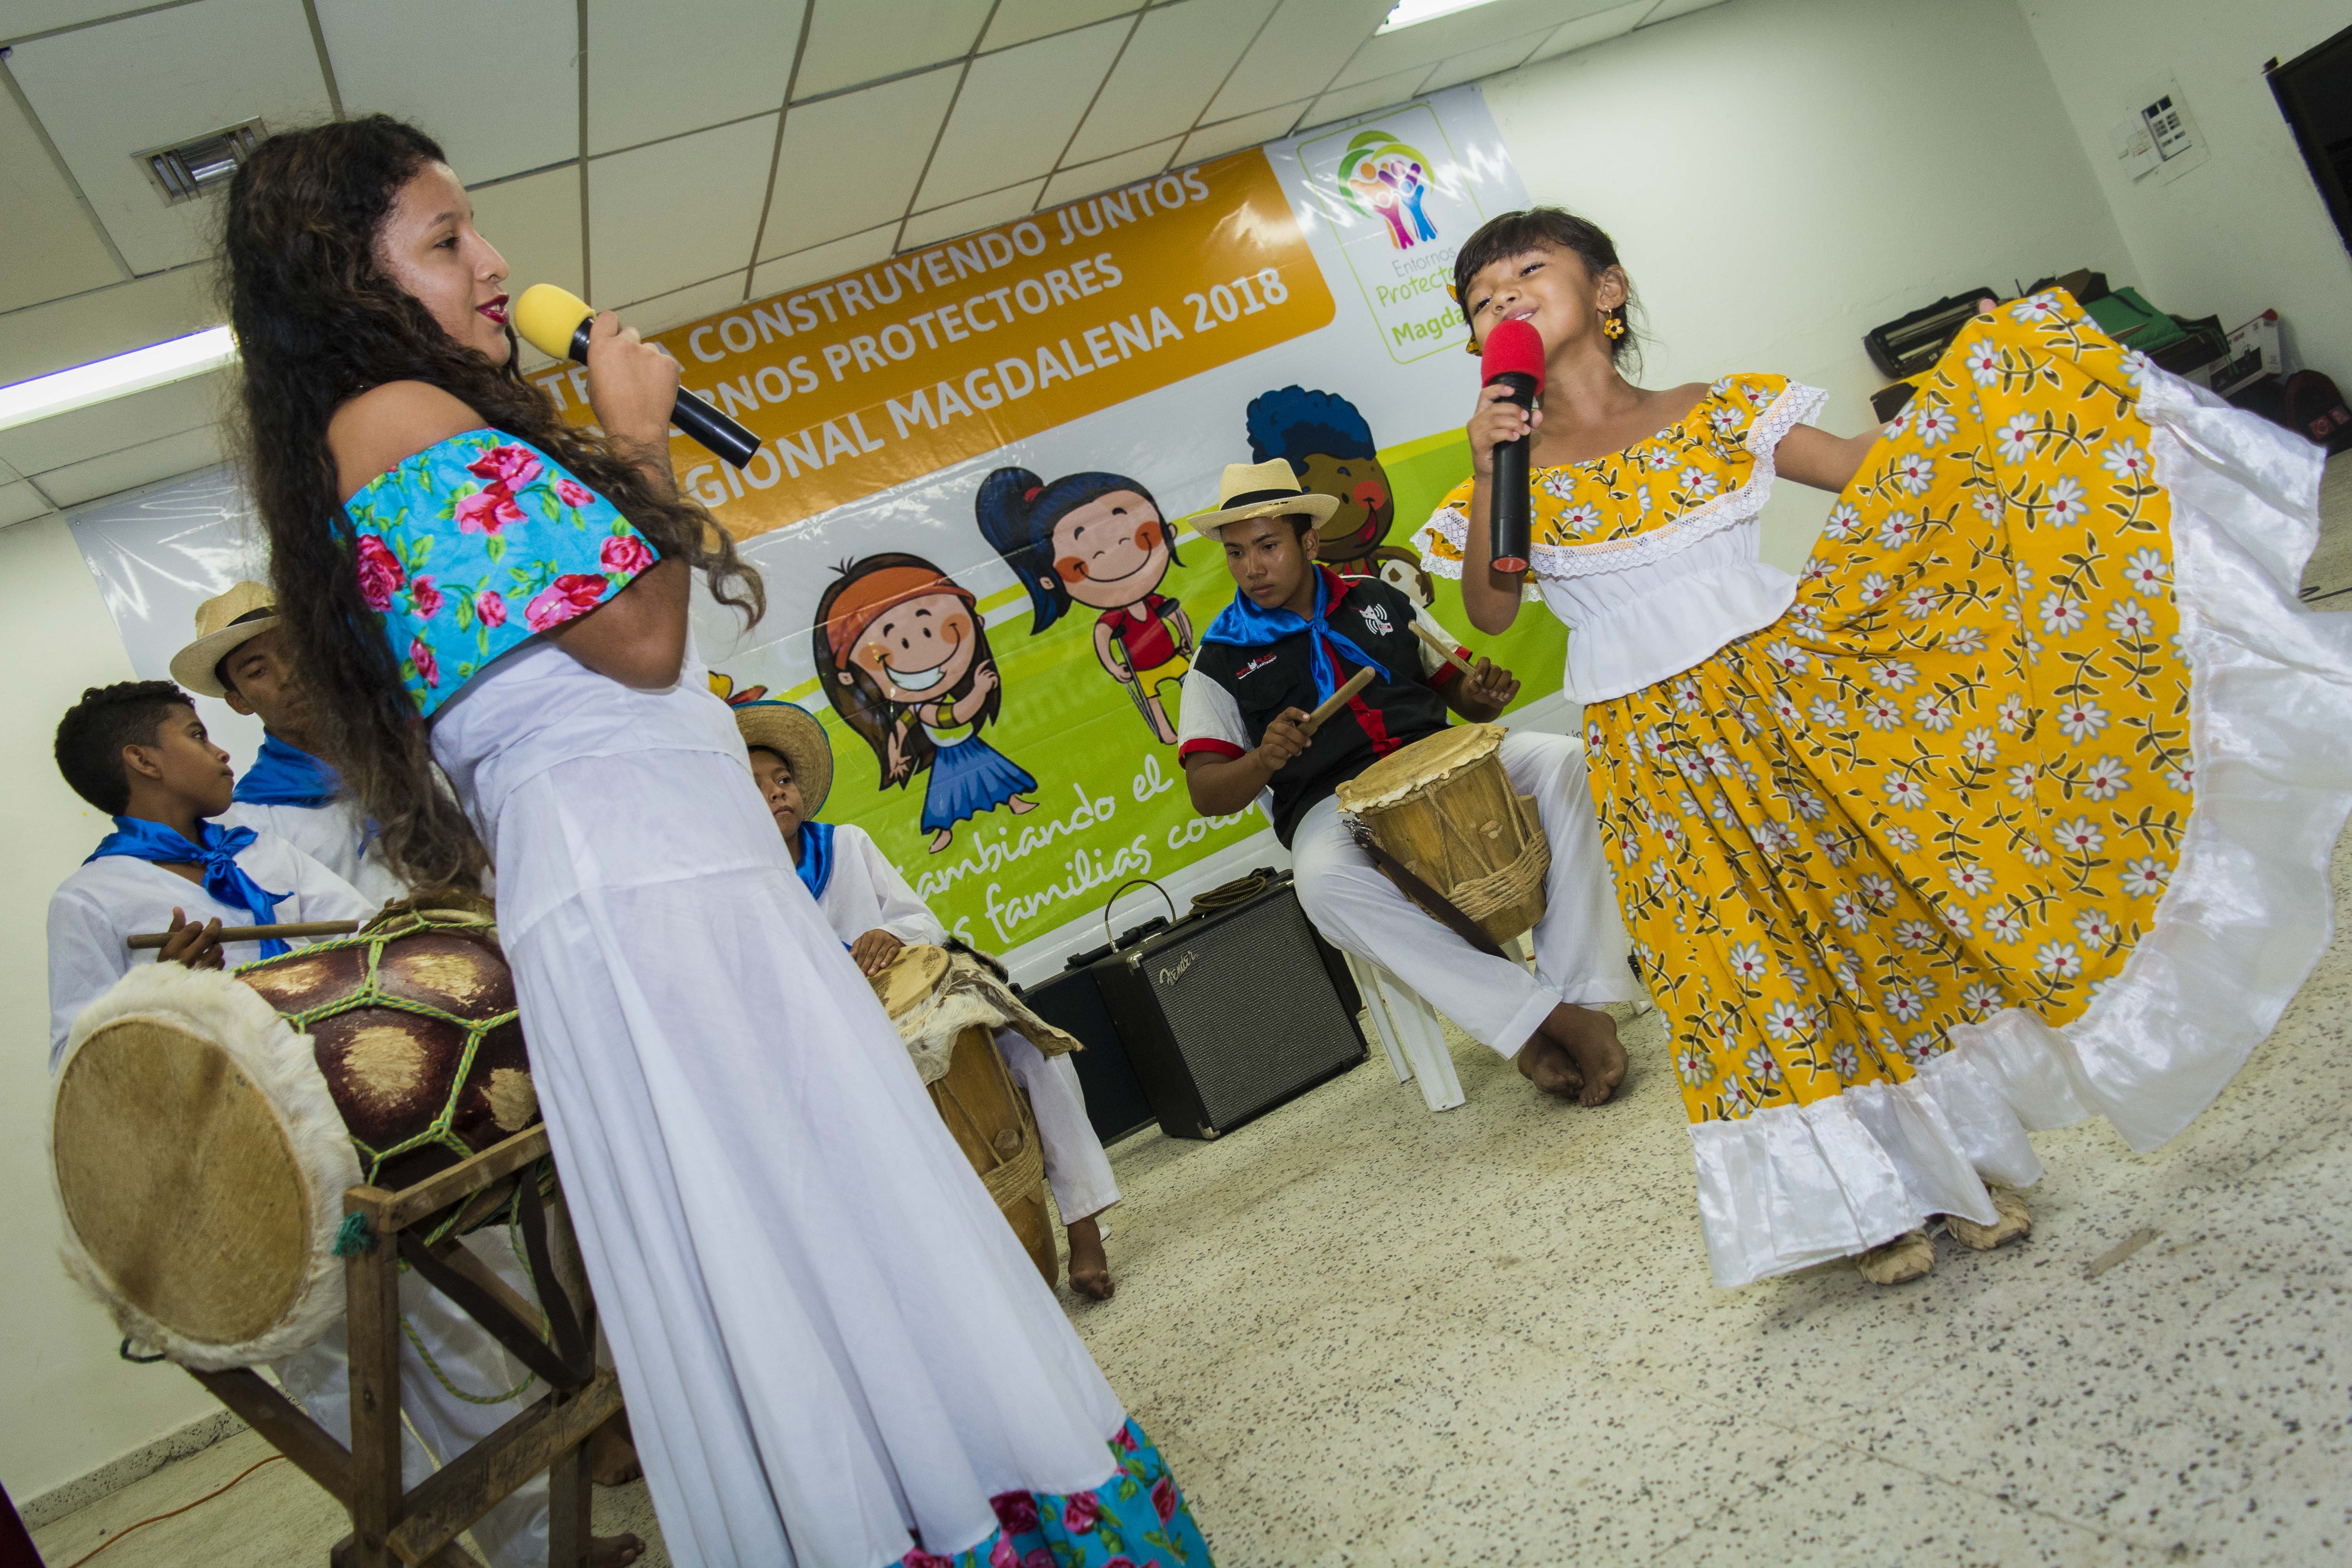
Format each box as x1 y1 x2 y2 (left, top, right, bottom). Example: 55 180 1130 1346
1602 310 1627 341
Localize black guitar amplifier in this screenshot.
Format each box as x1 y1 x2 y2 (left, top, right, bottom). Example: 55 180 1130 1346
1018 967 1159 1147
1088 874 1366 1140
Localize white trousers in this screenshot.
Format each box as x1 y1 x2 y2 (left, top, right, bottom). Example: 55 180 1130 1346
1292 729 1639 1056
995 1029 1120 1223
274 1231 548 1567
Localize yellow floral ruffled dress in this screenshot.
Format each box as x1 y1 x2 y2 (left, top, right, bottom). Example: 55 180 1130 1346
1417 293 2352 1287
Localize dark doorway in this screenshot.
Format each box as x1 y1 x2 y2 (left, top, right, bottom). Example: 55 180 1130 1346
2270 24 2352 260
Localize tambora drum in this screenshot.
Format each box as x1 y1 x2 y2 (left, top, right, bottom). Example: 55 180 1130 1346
49 906 542 1369
870 945 1078 1288
1334 723 1548 947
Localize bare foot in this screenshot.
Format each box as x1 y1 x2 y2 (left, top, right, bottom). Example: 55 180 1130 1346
1514 1033 1584 1098
1066 1214 1114 1301
588 1414 641 1487
1008 795 1036 814
928 828 953 853
1540 1004 1625 1107
592 1532 645 1568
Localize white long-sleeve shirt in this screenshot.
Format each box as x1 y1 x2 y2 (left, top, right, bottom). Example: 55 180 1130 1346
46 829 374 1070
813 823 947 947
224 798 408 905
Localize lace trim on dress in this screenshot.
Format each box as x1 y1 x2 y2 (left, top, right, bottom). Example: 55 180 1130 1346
1417 381 1828 583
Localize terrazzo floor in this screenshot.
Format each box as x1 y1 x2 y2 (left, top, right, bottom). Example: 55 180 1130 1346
31 452 2352 1566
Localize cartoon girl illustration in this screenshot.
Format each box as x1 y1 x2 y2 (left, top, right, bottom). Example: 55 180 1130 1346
814 552 1037 854
975 467 1192 745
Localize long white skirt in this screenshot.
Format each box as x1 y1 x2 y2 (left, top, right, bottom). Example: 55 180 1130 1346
486 746 1129 1567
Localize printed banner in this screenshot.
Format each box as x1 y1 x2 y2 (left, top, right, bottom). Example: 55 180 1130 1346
69 87 1555 982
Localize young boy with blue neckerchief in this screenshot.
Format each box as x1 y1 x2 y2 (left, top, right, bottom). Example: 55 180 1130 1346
174 581 407 904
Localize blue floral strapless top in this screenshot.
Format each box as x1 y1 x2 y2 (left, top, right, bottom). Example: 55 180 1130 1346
341 430 659 717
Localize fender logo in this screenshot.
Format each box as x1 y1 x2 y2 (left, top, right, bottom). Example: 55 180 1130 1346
1235 654 1278 679
1154 951 1197 987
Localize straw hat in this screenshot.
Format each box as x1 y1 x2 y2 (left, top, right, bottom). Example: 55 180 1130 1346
733 701 834 817
169 582 280 699
1189 459 1339 540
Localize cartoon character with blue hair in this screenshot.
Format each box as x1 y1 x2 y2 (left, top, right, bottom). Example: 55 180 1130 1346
975 467 1192 744
1245 387 1417 599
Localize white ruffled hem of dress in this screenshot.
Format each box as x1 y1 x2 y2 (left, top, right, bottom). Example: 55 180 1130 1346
1953 368 2352 1153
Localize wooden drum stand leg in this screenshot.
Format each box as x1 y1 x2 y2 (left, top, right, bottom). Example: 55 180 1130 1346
187 1125 624 1567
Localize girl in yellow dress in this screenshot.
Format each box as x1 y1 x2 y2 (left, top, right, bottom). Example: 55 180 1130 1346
1416 209 2352 1288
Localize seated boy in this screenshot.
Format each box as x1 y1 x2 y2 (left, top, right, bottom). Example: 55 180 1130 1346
1177 461 1639 1104
734 699 1124 1300
174 581 406 903
44 679 640 1568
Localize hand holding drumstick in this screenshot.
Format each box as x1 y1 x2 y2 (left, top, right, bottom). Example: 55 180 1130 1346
1413 619 1519 720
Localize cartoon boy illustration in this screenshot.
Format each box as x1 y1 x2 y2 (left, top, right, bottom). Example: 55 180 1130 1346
975 467 1192 745
1245 386 1411 585
814 552 1038 854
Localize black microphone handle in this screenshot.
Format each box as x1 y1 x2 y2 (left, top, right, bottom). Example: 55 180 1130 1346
565 320 762 470
1485 368 1539 573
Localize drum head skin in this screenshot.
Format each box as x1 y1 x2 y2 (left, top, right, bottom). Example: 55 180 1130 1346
871 944 951 1021
51 964 359 1370
1337 722 1506 815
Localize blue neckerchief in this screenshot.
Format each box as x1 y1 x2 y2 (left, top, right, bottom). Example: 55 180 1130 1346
1200 566 1392 705
795 820 836 901
86 818 292 958
233 734 341 808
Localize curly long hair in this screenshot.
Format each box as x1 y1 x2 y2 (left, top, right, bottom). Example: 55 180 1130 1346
223 115 763 888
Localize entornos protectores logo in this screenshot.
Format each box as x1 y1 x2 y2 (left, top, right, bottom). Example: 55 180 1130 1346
1154 949 1198 987
1338 130 1439 252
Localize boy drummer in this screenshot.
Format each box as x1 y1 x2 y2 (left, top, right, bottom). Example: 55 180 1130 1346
1177 461 1639 1103
734 699 1124 1300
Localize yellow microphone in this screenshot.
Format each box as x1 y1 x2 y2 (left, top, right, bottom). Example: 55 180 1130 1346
514 283 760 469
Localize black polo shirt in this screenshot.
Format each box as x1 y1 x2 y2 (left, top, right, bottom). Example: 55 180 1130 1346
1177 570 1459 845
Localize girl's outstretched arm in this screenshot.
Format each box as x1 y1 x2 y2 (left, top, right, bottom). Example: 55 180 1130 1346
1775 423 1891 497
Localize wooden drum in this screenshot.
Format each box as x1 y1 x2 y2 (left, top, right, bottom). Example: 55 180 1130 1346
1334 722 1548 947
870 946 1059 1289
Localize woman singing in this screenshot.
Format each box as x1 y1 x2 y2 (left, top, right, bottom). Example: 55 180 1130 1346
225 116 1210 1568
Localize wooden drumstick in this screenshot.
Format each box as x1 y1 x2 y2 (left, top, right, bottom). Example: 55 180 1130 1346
127 919 361 951
1299 666 1377 736
1410 618 1478 679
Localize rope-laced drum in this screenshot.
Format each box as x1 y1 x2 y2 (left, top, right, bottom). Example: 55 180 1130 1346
869 945 1079 1288
49 904 543 1370
1334 722 1549 947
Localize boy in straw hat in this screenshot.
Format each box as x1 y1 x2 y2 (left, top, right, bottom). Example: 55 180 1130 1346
174 581 405 903
1177 460 1640 1104
736 699 1123 1299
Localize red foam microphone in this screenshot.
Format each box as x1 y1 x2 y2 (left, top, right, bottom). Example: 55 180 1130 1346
1480 317 1546 574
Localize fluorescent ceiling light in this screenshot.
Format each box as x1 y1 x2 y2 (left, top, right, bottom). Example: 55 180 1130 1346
1379 0 1508 31
0 325 238 434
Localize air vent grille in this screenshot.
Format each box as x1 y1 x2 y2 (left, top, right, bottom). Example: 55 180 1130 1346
136 120 265 204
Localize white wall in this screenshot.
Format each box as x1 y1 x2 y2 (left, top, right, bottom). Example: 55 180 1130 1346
1481 0 2139 569
0 513 223 1503
2018 0 2352 388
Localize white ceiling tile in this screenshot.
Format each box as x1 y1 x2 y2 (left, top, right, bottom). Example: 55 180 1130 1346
1642 0 1726 22
1332 0 1601 88
1524 0 1650 64
794 0 993 100
1176 99 1305 165
0 480 56 529
1419 31 1547 93
0 84 123 313
318 0 577 184
0 263 219 387
617 271 752 333
35 423 225 507
1039 136 1180 208
1298 64 1435 132
468 166 584 302
1 3 165 36
8 0 334 275
916 18 1130 208
0 366 229 474
589 114 777 308
1205 0 1392 123
586 0 802 155
758 67 959 263
750 225 896 299
0 454 21 481
900 179 1049 249
1062 0 1276 165
983 0 1137 50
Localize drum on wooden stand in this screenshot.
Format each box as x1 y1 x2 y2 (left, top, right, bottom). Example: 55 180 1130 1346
870 944 1074 1289
49 903 545 1369
1334 722 1549 947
